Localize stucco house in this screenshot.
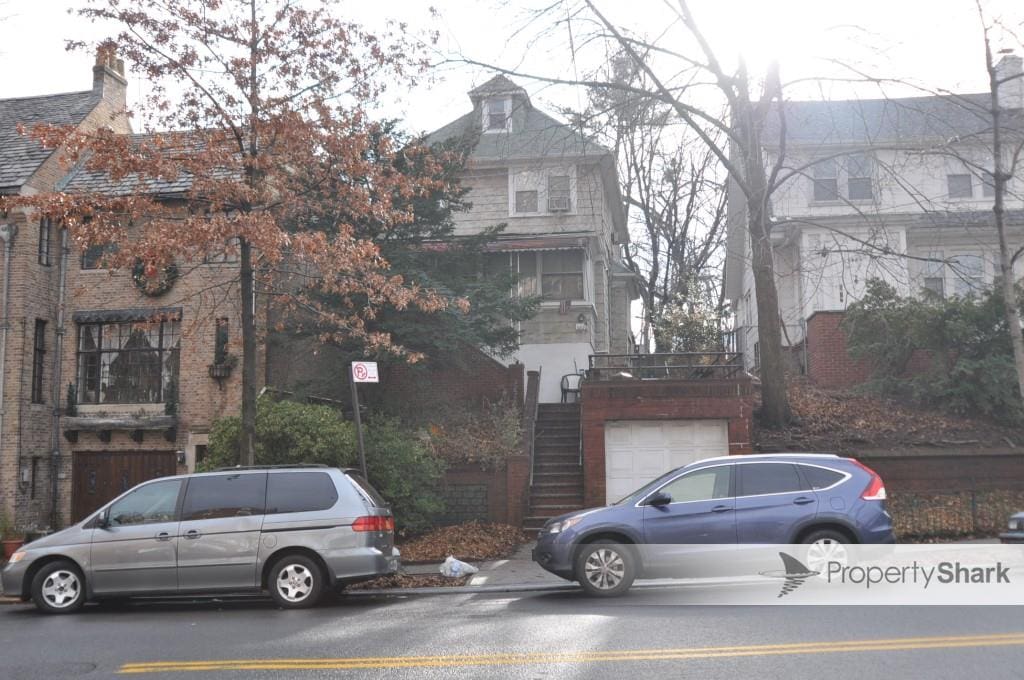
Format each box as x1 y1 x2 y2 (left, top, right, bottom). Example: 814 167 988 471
726 54 1024 387
427 75 639 403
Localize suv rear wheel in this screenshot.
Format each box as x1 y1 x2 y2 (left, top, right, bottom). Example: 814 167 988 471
31 560 86 615
268 555 325 609
802 529 850 575
575 540 636 597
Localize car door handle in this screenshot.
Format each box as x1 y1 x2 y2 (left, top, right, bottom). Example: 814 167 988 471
793 497 815 505
710 505 732 513
155 532 171 542
184 529 201 540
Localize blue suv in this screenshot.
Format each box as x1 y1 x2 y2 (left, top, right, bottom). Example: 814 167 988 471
532 454 894 596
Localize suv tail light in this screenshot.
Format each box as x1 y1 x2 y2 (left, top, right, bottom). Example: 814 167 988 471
352 516 395 532
850 459 887 500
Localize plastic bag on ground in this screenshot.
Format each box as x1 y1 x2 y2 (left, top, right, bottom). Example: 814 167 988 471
439 555 479 578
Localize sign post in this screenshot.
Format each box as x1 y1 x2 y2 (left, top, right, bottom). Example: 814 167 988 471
349 361 378 478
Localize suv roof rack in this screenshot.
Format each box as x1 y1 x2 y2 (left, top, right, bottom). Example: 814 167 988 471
211 463 330 472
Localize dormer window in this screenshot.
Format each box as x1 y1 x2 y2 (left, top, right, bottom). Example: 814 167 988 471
484 97 510 131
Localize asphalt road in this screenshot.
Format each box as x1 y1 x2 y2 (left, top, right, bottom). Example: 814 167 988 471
1 587 1022 679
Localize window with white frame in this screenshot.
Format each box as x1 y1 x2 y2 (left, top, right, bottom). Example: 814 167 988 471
484 97 510 132
486 250 587 302
811 154 874 202
950 254 985 295
947 173 973 199
981 170 996 198
510 168 575 216
921 252 945 297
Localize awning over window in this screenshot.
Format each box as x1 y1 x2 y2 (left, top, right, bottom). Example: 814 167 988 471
72 307 183 324
483 236 588 252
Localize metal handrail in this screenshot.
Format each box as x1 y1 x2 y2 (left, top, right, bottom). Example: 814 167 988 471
588 352 744 381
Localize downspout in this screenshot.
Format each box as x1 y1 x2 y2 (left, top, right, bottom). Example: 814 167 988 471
49 227 69 529
0 222 15 516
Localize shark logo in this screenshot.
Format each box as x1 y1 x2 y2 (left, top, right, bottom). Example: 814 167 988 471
759 552 821 598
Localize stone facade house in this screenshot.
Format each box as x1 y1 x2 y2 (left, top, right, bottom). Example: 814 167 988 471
0 55 248 531
726 55 1024 387
427 76 639 403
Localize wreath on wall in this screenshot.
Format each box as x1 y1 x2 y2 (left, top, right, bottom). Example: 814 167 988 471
132 260 179 297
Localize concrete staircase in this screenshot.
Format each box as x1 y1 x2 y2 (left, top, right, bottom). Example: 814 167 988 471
523 403 585 533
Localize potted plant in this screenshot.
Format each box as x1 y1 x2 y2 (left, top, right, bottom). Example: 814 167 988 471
0 512 24 560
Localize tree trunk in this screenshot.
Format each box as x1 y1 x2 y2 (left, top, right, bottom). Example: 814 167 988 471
736 86 791 428
987 49 1024 403
239 237 257 466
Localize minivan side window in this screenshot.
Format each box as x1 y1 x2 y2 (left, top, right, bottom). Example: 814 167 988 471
182 474 267 521
266 472 338 514
108 479 182 526
800 465 845 490
656 466 731 503
738 463 805 496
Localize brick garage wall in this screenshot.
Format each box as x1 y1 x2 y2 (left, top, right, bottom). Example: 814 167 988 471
580 379 755 508
805 311 873 389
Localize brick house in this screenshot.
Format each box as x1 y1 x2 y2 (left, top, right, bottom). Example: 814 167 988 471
726 54 1024 387
0 54 249 531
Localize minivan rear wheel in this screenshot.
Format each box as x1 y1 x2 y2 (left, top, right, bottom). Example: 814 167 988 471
268 555 324 609
575 540 636 597
31 560 86 615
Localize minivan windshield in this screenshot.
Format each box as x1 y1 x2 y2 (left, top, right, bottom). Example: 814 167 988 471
613 467 685 506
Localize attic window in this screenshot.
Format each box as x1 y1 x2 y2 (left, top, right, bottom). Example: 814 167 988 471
485 97 509 131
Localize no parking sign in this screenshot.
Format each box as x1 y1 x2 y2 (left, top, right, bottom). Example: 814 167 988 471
351 361 379 383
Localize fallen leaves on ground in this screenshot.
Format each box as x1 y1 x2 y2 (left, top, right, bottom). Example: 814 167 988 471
397 521 531 563
348 574 469 590
757 379 1021 452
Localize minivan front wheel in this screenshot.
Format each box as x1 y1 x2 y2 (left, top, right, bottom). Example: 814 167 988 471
268 555 324 609
575 540 636 597
31 560 86 614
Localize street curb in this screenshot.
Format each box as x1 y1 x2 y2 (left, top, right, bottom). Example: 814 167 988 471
0 597 24 605
348 582 580 597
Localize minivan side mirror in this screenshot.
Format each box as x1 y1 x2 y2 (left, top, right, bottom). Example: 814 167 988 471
647 491 672 507
96 509 110 529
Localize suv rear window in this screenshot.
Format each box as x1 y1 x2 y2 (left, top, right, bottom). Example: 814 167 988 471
266 472 338 514
345 471 389 508
182 473 267 520
738 463 805 496
800 465 845 490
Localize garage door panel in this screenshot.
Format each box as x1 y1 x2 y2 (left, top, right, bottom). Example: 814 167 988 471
604 420 729 505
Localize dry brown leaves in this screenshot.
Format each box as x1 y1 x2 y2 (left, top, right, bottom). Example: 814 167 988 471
758 379 1022 452
397 521 531 563
348 574 470 590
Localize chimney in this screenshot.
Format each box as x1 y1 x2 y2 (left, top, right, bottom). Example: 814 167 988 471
995 51 1023 110
92 44 128 109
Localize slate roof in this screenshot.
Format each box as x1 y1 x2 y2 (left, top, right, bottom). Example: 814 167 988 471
766 93 1024 147
426 76 609 161
0 90 98 191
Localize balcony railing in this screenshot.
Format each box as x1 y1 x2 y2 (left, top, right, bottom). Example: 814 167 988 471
588 352 745 381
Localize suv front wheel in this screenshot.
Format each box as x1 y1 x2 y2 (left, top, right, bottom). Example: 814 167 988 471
575 540 636 597
268 555 325 609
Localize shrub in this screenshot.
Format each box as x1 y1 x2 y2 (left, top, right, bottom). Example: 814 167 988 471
843 279 1024 424
425 396 523 469
205 397 444 531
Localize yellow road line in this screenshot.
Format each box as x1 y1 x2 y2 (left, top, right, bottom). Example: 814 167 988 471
119 632 1024 674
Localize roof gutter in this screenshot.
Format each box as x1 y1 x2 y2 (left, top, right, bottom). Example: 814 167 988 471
0 222 15 518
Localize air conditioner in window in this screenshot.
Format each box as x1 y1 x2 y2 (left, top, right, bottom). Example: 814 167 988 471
548 196 571 212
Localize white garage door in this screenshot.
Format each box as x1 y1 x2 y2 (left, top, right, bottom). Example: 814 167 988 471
604 420 729 504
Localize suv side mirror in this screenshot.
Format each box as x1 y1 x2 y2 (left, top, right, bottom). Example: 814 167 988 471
647 491 672 507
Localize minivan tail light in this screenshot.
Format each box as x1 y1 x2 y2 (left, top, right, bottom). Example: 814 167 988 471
352 516 394 532
850 459 887 501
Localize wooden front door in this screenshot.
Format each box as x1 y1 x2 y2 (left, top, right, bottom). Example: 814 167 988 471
72 451 178 523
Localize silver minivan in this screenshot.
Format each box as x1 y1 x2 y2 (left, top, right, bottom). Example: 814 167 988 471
1 465 400 614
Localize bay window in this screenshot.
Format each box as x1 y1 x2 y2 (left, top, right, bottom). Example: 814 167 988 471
77 319 180 405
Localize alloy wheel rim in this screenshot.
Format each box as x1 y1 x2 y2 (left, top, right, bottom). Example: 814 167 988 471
41 570 81 609
584 548 626 590
806 538 848 577
276 564 313 602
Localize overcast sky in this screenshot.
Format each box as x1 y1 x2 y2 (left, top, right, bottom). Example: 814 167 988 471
1 0 1022 133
